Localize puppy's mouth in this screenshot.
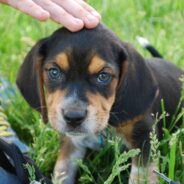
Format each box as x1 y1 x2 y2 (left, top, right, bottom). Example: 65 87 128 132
63 121 107 137
66 131 88 137
64 125 92 136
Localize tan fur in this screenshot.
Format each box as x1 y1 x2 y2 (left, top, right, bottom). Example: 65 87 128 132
54 137 75 181
116 115 143 148
86 79 117 131
88 55 106 74
55 137 75 171
87 79 118 111
46 90 66 130
36 58 48 122
56 52 70 71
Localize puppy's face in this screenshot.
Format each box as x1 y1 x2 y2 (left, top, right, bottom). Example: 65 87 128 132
42 28 122 135
17 24 157 135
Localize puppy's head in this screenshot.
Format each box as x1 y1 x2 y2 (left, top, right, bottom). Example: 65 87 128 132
16 24 157 135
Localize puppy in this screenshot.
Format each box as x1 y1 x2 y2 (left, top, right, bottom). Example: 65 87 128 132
16 24 183 184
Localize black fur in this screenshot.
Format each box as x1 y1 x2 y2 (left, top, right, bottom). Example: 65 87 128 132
17 23 183 130
16 24 183 168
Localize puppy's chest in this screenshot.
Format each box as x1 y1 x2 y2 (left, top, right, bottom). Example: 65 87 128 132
69 126 134 151
116 124 133 146
115 116 144 148
69 134 102 150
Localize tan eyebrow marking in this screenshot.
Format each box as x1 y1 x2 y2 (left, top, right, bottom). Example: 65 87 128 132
56 52 70 71
88 55 106 74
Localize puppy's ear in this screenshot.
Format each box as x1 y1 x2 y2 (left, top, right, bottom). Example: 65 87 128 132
109 43 158 126
16 38 48 123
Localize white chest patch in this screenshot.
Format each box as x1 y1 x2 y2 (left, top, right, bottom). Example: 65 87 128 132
68 134 102 150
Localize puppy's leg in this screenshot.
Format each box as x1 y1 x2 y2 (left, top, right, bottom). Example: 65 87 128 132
54 136 86 184
116 116 159 184
129 118 159 184
129 160 158 184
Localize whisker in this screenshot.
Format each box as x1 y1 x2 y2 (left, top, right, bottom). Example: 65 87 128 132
34 105 48 110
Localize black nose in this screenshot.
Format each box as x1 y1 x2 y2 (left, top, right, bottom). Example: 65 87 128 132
63 110 87 128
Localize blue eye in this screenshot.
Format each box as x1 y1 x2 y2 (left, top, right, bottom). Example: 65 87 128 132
97 72 112 84
48 67 62 81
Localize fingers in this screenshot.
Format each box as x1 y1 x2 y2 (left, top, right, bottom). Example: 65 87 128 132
76 0 101 18
6 0 50 21
1 0 101 32
34 0 84 32
53 0 101 29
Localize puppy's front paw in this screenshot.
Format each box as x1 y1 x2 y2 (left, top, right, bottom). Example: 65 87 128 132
53 170 75 184
129 163 158 184
53 170 67 184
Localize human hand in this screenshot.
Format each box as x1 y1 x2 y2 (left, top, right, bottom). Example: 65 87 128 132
0 0 101 32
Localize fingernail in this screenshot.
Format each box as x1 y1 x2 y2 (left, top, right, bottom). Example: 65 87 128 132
37 11 50 21
69 19 84 32
75 18 84 25
92 11 101 19
86 14 97 22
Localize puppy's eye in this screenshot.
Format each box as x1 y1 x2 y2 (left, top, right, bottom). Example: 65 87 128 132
48 67 63 81
96 72 112 85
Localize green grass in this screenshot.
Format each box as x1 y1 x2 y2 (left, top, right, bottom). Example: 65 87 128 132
0 0 184 183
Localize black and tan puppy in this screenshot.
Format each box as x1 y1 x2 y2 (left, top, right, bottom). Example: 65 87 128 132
16 24 183 184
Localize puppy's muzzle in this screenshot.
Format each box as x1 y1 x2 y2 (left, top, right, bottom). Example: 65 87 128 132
63 109 87 128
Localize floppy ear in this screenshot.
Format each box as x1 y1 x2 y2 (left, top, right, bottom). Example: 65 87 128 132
109 43 158 126
16 39 48 123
